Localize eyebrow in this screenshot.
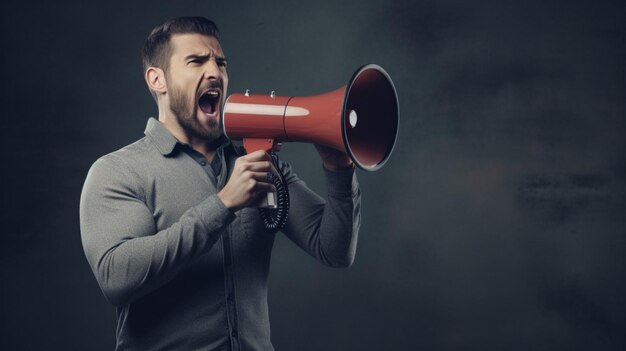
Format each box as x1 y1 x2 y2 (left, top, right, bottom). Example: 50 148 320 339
184 53 228 62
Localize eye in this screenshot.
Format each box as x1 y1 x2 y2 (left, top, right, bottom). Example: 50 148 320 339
217 59 228 68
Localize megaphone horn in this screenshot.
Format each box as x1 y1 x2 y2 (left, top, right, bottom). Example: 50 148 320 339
222 64 399 171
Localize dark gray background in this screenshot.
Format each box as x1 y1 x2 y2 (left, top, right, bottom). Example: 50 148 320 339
1 0 625 350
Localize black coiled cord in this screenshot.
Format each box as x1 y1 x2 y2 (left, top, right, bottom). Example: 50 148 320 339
259 151 289 233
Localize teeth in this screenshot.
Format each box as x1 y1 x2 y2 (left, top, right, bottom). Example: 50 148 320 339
206 91 219 97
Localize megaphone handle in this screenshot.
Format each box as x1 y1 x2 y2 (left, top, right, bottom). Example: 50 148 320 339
241 138 290 232
243 138 278 153
243 137 280 208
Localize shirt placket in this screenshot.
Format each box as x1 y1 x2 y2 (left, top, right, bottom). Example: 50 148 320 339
217 149 240 350
183 145 241 350
222 225 240 350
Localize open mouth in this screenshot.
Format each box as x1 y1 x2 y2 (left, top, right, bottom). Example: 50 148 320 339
198 89 221 115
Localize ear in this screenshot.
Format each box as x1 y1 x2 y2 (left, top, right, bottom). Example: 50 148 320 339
145 67 167 95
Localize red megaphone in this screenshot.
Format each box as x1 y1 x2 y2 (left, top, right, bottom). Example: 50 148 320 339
222 64 399 171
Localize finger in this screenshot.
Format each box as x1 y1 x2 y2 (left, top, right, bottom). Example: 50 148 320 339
244 150 272 162
249 162 281 180
250 171 275 183
254 182 277 193
269 162 280 179
246 160 273 172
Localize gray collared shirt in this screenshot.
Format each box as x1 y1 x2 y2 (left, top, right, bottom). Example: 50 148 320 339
80 118 361 351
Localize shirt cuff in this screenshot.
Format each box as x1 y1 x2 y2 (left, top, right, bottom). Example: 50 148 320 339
324 165 359 197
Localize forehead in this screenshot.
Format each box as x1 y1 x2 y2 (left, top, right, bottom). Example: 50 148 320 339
169 33 224 57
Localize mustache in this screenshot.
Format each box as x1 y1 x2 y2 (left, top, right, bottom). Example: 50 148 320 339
201 80 223 91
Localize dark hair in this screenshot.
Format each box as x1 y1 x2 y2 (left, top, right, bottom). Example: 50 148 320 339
142 16 220 73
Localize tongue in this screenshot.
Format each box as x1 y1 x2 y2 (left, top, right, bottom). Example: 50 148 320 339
199 99 215 114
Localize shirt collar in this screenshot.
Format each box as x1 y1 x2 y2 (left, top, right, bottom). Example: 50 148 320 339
144 117 179 156
144 117 233 156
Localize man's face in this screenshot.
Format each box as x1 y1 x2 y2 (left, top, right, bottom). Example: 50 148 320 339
165 33 228 142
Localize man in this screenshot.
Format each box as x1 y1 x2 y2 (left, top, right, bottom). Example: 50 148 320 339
80 16 361 350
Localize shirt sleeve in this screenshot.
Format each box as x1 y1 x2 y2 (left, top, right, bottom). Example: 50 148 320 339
279 161 361 268
79 155 235 306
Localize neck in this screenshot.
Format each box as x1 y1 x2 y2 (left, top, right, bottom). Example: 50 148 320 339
157 105 219 160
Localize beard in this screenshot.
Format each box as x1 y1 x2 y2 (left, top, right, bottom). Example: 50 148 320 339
168 82 222 142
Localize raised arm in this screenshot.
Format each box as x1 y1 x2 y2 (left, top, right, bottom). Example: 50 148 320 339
280 162 361 268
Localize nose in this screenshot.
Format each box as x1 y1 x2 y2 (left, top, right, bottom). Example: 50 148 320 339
203 59 222 81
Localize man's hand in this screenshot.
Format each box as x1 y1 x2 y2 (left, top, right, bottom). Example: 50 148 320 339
218 150 278 211
314 144 354 171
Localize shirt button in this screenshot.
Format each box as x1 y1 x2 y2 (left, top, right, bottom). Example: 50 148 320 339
200 160 207 166
231 329 237 338
227 294 234 302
